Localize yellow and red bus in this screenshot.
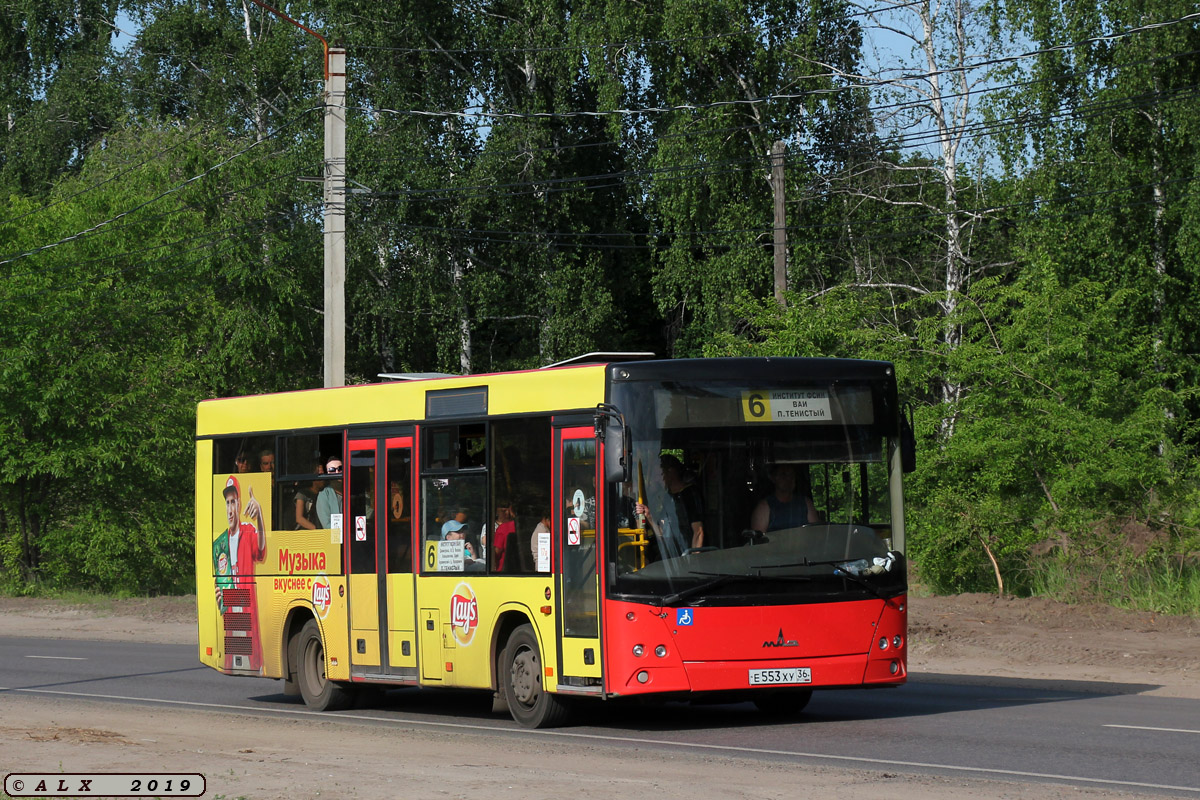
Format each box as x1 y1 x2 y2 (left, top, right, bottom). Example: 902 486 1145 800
196 355 912 727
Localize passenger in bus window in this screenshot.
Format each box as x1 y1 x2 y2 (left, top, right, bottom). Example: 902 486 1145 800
615 481 639 530
316 456 343 528
635 454 705 552
750 463 820 533
235 451 251 473
259 449 275 476
491 500 518 571
442 519 482 570
294 462 325 530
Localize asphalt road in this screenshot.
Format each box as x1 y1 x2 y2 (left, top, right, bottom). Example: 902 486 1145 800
2 636 1198 797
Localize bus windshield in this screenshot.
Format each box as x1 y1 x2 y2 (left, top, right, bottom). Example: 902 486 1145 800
605 378 905 605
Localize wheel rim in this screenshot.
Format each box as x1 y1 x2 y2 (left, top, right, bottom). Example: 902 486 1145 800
304 636 326 696
509 644 540 708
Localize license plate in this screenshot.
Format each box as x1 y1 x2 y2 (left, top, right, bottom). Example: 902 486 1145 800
748 667 811 686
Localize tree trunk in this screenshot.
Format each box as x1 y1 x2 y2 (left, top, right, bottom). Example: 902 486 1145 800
241 1 266 143
919 0 970 439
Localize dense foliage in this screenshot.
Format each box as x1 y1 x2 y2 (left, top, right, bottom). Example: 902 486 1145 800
1 0 1197 607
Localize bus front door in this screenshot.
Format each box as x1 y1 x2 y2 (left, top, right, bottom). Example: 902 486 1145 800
556 427 603 689
347 435 417 680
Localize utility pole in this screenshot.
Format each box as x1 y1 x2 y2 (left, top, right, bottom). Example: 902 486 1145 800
324 48 346 387
246 0 345 387
770 140 787 308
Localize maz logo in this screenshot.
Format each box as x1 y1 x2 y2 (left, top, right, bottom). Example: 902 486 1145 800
763 629 799 648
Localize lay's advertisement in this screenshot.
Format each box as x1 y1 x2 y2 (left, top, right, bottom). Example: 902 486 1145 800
211 473 341 676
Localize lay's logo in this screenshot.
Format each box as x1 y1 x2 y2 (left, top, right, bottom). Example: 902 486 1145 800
311 575 332 620
450 582 479 646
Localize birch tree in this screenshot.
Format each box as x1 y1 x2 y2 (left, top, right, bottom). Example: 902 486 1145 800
801 0 1013 437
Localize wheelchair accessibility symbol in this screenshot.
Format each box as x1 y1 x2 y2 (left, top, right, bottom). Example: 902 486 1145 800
676 608 694 626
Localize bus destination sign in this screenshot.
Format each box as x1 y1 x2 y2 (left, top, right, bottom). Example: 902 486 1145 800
742 390 831 423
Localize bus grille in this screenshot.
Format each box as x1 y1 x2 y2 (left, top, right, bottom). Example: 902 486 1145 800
224 636 253 655
221 588 251 609
224 612 252 632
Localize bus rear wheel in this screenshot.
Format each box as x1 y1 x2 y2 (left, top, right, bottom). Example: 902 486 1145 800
501 624 570 728
297 619 354 711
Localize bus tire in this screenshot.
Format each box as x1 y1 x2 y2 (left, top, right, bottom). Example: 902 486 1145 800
753 689 813 716
501 624 571 728
297 619 354 711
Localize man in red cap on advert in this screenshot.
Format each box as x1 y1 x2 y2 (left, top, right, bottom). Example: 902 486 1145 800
212 475 266 672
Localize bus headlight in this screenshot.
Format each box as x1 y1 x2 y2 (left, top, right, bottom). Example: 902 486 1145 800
892 635 903 649
654 645 667 658
878 637 889 650
633 644 645 657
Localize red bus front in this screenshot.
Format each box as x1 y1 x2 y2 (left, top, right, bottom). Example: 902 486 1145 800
597 358 908 707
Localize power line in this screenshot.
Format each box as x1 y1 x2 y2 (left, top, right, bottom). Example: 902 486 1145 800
344 1 927 56
0 107 321 268
4 212 306 303
370 172 1200 253
342 8 1200 125
350 120 774 165
839 8 1200 85
57 166 316 250
354 89 833 123
345 75 1200 207
10 203 308 280
0 125 217 227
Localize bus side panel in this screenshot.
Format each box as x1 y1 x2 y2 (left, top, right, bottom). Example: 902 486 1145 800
195 439 222 671
387 573 418 670
323 577 352 681
414 576 557 690
255 530 344 680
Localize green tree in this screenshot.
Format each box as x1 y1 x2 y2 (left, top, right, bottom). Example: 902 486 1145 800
991 0 1200 444
0 124 317 591
909 266 1176 593
0 0 124 194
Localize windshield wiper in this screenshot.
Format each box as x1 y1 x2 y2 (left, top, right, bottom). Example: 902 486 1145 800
754 558 850 569
659 572 758 606
658 571 814 606
832 567 892 602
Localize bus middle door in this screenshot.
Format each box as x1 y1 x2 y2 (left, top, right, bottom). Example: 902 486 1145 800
347 435 417 680
555 427 603 690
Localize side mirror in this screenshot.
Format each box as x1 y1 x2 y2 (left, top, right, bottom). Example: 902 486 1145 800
595 404 629 483
900 405 917 473
603 415 629 483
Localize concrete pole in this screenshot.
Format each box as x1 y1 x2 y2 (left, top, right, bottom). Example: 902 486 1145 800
324 48 346 387
770 140 787 308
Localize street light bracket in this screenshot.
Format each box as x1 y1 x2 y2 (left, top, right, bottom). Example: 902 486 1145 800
246 0 331 79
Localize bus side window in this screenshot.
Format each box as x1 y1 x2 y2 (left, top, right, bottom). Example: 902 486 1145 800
270 432 343 533
421 424 487 574
213 436 274 476
490 417 551 574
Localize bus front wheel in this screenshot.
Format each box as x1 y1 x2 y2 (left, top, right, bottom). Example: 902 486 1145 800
501 624 571 728
296 619 354 712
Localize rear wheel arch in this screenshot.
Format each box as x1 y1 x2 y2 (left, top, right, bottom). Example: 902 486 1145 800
489 607 535 691
295 617 355 711
281 605 318 691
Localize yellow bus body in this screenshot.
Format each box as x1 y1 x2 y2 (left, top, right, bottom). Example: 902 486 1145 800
196 366 605 693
